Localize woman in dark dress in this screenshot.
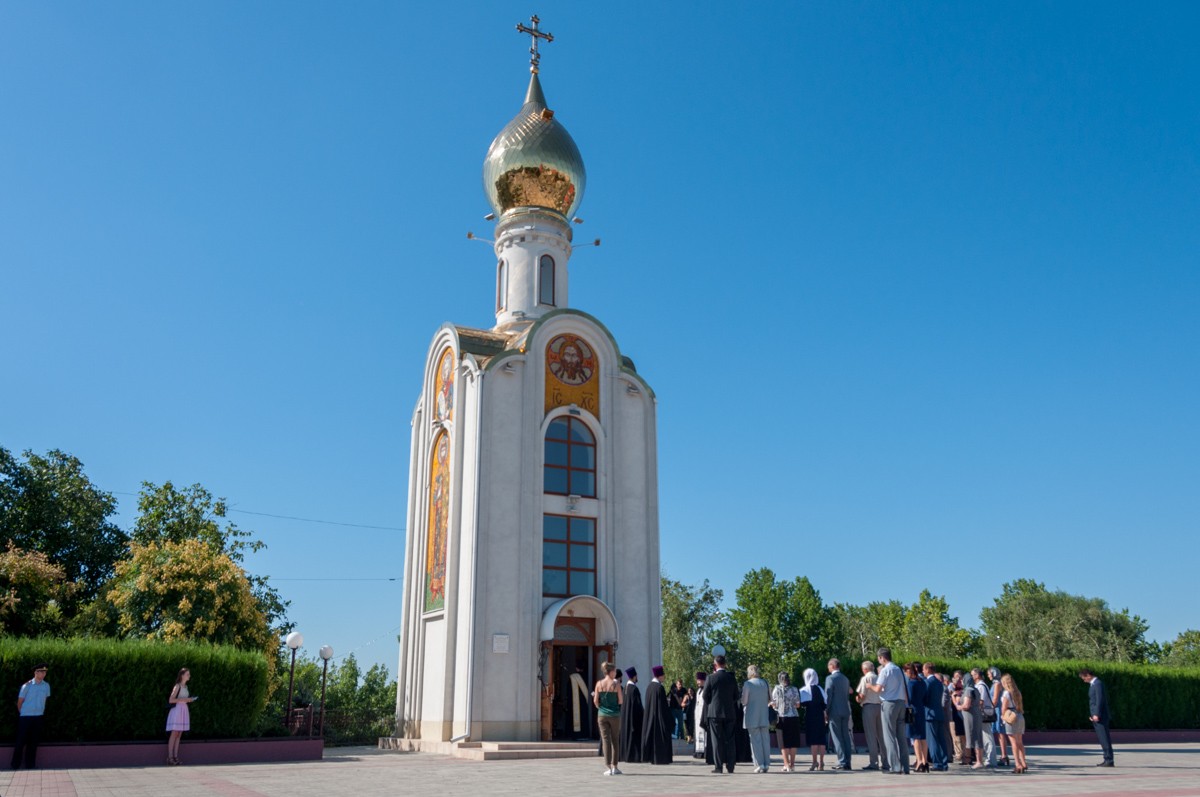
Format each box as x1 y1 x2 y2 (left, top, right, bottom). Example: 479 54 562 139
905 662 929 772
683 687 696 742
798 667 827 771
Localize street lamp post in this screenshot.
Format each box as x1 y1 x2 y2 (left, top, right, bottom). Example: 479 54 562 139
318 645 334 738
285 631 304 730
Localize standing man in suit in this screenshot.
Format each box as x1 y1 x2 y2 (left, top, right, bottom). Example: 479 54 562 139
825 658 854 771
1079 668 1114 767
702 655 739 774
922 662 949 771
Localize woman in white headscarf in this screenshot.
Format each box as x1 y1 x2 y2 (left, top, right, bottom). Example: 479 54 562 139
798 668 828 771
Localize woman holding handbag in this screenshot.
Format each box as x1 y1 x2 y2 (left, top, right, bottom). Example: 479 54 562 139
1000 674 1028 774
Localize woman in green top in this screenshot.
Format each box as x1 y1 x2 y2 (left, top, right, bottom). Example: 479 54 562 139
594 662 624 775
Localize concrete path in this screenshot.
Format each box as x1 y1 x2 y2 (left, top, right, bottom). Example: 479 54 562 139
2 744 1197 797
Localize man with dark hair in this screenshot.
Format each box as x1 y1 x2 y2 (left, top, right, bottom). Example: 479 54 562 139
702 655 739 773
1079 669 1114 767
825 658 853 771
619 668 644 764
922 662 949 771
11 663 50 770
867 648 909 774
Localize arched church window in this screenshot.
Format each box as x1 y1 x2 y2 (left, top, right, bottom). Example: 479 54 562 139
543 416 595 497
542 514 595 598
538 254 555 306
496 259 507 312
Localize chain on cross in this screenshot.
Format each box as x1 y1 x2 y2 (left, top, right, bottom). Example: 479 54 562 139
516 14 554 73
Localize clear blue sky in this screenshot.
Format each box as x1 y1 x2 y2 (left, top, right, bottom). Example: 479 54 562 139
3 2 1197 673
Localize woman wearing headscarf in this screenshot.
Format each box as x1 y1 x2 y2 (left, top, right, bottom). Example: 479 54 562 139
771 671 801 772
798 668 827 771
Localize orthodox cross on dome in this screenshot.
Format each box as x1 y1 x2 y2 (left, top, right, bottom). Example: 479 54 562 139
516 14 554 73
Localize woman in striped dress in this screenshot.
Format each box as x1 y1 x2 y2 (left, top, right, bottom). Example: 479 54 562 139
166 668 195 765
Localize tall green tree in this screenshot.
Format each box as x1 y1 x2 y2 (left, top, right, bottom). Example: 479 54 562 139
721 568 838 680
833 600 906 661
1160 630 1200 668
0 447 127 606
0 543 73 636
107 538 273 653
660 575 724 684
133 481 290 635
899 589 976 658
979 579 1151 663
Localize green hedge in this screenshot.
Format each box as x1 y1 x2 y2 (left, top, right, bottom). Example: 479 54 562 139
911 657 1200 731
0 637 270 742
812 654 1200 732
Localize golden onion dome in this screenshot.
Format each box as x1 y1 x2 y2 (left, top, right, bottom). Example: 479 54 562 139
483 73 586 220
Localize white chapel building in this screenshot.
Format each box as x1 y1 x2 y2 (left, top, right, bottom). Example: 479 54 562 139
397 22 662 742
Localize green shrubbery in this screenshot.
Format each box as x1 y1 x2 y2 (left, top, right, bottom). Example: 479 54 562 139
0 637 269 742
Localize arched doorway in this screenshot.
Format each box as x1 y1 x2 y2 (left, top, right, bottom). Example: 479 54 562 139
539 596 619 741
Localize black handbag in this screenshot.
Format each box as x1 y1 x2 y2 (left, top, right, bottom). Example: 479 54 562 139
903 671 915 724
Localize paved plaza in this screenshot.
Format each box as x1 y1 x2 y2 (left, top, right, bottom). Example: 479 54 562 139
1 744 1197 797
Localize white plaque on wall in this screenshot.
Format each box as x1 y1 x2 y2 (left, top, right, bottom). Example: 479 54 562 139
492 634 510 654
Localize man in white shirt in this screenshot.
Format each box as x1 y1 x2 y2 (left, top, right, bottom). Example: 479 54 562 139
855 660 887 771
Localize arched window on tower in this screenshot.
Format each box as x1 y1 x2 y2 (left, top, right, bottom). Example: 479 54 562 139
543 416 595 497
496 259 507 312
538 254 555 306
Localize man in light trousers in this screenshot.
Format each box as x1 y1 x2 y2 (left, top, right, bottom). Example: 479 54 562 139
856 660 888 770
740 665 773 773
867 647 909 775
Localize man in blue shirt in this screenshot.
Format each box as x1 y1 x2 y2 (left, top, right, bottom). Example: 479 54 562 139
866 648 909 774
11 663 50 770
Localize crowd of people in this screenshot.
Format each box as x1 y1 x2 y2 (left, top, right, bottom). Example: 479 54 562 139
590 648 1116 777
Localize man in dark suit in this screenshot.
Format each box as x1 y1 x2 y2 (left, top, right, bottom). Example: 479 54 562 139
701 655 739 773
922 662 949 771
1079 668 1114 766
825 658 853 770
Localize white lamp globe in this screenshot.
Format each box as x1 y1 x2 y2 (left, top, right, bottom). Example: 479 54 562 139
319 645 334 661
712 644 726 657
286 631 305 650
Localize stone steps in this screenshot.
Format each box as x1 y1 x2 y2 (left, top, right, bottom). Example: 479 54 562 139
379 737 604 761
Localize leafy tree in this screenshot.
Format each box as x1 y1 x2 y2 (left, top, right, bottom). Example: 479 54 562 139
833 600 906 661
661 575 724 684
721 568 838 680
107 538 272 653
0 447 127 607
133 481 290 635
899 589 976 658
1160 630 1200 668
0 543 73 636
979 579 1151 663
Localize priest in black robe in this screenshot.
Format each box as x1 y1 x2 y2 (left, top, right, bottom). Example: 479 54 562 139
619 667 644 763
641 665 674 764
